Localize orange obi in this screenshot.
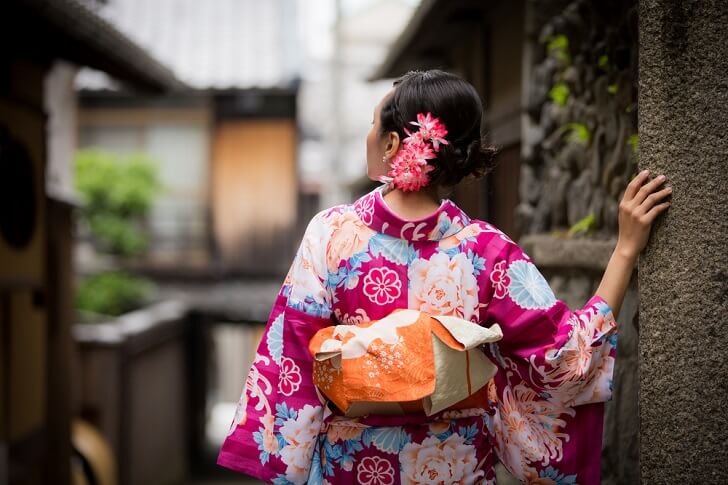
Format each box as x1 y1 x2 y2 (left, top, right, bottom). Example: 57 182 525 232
308 309 503 417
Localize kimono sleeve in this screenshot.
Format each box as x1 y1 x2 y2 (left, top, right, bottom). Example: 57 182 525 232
216 211 333 485
481 234 618 485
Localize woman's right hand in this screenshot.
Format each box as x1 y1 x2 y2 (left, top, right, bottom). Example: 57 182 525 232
616 169 673 259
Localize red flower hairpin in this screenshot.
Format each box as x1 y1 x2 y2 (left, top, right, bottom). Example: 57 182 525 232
379 112 449 192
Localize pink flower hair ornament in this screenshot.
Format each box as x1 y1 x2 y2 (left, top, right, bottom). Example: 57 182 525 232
378 112 449 192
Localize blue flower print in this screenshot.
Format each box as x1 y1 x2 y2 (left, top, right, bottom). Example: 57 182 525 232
506 259 557 310
539 466 577 484
467 249 486 276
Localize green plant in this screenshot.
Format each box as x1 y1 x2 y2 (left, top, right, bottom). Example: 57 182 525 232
598 54 609 71
549 83 570 107
557 122 591 145
567 213 596 238
547 35 571 64
607 83 618 94
75 149 161 256
74 149 162 317
76 271 155 317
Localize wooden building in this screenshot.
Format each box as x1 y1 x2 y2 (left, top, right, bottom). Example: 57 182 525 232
76 0 302 278
0 1 179 483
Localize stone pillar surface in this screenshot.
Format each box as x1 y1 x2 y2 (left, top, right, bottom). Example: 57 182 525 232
639 0 728 482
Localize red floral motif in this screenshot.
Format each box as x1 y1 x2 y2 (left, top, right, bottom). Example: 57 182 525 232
363 267 402 305
490 260 510 299
277 356 302 396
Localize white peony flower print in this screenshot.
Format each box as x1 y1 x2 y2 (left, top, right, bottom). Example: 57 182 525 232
409 252 479 320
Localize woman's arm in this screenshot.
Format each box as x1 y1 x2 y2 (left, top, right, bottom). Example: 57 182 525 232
595 169 672 318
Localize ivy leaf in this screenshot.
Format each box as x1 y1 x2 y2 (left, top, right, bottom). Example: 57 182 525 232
567 213 596 238
561 122 591 145
546 34 571 64
549 83 570 107
598 54 609 70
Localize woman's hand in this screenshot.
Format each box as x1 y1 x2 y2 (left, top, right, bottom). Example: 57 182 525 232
616 169 673 259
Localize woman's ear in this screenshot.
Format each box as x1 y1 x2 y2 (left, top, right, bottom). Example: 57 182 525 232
385 131 401 158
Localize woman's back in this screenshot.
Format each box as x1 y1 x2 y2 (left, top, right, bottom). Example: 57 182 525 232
322 187 489 324
217 185 618 484
215 68 666 484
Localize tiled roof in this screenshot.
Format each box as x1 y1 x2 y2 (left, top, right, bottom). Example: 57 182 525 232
76 0 301 91
6 0 182 92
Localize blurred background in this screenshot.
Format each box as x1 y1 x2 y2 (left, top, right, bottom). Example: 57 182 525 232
0 0 644 483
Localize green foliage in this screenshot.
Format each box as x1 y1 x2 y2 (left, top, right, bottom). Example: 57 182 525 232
561 122 591 145
607 83 618 94
74 149 161 256
74 149 162 318
87 213 147 255
598 55 609 70
547 35 571 64
76 271 155 317
549 83 570 107
567 213 596 238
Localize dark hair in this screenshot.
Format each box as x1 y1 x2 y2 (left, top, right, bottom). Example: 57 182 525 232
378 69 499 187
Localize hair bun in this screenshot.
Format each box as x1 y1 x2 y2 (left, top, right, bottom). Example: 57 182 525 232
432 138 499 186
463 138 499 179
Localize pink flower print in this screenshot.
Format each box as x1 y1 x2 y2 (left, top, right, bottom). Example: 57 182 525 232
409 112 449 151
356 456 395 485
363 267 402 305
490 260 510 299
277 356 302 396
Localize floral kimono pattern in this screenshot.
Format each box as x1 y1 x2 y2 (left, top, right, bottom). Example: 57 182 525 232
217 185 618 485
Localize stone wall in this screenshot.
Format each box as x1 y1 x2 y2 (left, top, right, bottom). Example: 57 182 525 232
639 0 728 481
520 0 640 483
521 0 638 237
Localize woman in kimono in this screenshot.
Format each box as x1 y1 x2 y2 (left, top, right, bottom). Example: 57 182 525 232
217 69 672 484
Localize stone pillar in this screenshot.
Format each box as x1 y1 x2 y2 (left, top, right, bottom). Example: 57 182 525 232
638 0 728 482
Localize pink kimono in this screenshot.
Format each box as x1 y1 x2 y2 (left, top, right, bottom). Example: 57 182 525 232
217 185 618 485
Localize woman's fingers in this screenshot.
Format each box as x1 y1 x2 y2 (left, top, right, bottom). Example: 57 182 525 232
623 170 651 202
634 185 673 216
632 174 668 207
640 201 671 224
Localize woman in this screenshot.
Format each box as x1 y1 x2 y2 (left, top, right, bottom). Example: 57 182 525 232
217 69 671 484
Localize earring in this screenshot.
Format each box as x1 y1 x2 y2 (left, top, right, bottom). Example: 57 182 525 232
382 155 388 164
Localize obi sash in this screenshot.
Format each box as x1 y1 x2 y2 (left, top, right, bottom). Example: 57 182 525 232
308 309 503 417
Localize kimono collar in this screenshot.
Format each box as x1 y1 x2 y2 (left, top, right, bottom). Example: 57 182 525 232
353 185 471 242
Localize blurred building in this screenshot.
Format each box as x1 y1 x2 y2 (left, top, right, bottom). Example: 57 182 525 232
0 1 180 484
76 0 303 277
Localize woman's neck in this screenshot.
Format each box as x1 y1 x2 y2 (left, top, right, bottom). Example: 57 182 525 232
381 187 442 220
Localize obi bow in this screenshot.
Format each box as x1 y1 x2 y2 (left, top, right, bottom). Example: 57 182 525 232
308 309 503 417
